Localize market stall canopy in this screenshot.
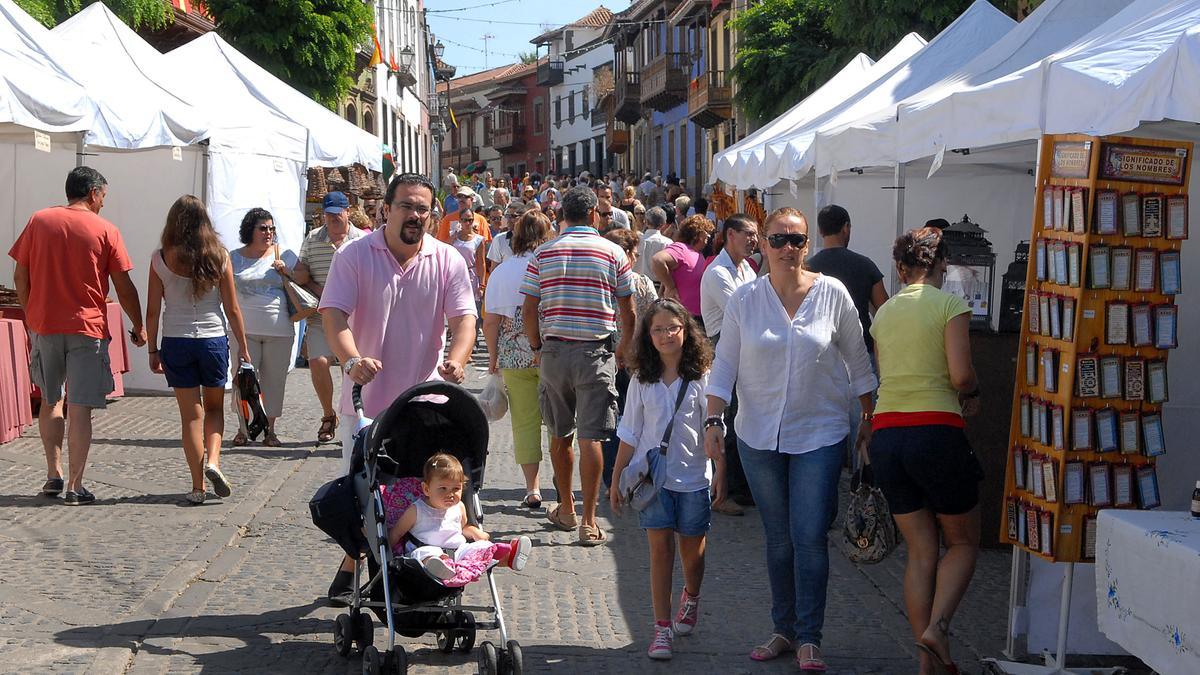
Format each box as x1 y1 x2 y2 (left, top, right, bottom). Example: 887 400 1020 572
166 33 382 171
813 0 1134 175
966 0 1200 141
7 0 205 149
55 4 306 162
0 0 95 138
708 49 887 189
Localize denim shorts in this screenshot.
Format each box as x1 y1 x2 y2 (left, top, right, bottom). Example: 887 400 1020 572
638 487 711 537
160 336 229 389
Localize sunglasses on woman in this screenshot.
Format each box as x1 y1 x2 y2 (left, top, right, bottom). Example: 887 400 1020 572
257 225 277 233
767 232 808 249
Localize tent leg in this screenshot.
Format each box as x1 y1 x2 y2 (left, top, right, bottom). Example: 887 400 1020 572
200 146 209 206
889 162 907 293
76 133 85 168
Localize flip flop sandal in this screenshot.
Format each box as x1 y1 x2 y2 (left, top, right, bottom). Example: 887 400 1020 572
263 432 282 448
796 643 827 671
750 634 796 662
915 642 960 675
578 524 608 546
231 432 248 447
547 504 577 531
317 415 338 444
521 492 543 509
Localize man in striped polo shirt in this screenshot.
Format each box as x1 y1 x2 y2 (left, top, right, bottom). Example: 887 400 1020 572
292 191 366 444
521 186 634 546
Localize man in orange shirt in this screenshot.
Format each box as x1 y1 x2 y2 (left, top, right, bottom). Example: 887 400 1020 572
9 166 147 505
436 185 492 244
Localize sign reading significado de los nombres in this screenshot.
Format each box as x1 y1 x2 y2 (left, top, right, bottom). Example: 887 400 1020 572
1099 142 1189 186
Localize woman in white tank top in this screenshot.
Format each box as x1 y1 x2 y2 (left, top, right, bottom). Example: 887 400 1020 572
145 195 251 506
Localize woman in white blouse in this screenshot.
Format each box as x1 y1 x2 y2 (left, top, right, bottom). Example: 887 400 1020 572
704 207 877 671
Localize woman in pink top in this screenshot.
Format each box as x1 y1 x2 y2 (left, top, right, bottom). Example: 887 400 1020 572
651 215 714 324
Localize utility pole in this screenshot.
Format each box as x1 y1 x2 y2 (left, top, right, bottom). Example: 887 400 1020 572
481 33 495 69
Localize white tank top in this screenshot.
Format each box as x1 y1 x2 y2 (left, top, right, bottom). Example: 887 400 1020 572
410 499 467 548
152 249 228 339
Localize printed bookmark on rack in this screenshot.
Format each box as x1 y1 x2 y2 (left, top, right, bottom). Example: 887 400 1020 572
1142 193 1164 238
1026 342 1039 386
1062 296 1076 341
1113 464 1135 507
1076 355 1099 398
1154 304 1178 349
1071 188 1087 234
1100 355 1123 399
1142 412 1167 457
1090 245 1111 289
1134 248 1157 293
1031 454 1045 498
1043 188 1055 232
1090 463 1113 507
1096 190 1119 235
1064 461 1086 505
1013 446 1027 490
1119 411 1140 455
1053 187 1066 231
1041 348 1059 394
1147 359 1169 403
1166 194 1188 240
1028 290 1041 334
1111 246 1132 291
1124 358 1145 401
1071 407 1093 451
1137 465 1162 509
1027 505 1040 551
1007 498 1019 541
1105 301 1129 345
1039 294 1052 337
1096 408 1119 453
1040 512 1053 557
1053 241 1069 286
1068 243 1082 288
1122 192 1142 236
1051 405 1065 451
1083 516 1098 560
1036 239 1048 281
1043 455 1058 503
1160 250 1182 295
1131 303 1154 347
1020 395 1032 438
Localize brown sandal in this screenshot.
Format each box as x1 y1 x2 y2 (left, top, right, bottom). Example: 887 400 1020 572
263 431 282 447
317 415 337 444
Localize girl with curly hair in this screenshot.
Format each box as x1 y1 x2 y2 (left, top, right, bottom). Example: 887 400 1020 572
610 299 717 661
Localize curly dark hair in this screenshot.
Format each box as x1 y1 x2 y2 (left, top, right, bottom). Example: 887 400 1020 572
893 226 947 271
239 207 274 244
629 298 712 384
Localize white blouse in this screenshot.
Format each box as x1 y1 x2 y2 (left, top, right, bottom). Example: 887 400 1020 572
707 275 877 455
616 374 711 492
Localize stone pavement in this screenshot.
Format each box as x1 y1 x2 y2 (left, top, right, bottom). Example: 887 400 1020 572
0 358 1019 674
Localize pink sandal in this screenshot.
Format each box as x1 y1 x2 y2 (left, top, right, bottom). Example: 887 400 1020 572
749 633 795 661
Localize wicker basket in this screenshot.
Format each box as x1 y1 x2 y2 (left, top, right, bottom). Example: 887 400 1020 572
325 167 347 189
306 167 327 202
348 163 371 196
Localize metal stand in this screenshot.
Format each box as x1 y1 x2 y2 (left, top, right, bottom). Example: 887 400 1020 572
983 561 1126 675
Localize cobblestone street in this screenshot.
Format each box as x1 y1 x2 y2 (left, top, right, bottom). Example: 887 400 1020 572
0 361 1011 674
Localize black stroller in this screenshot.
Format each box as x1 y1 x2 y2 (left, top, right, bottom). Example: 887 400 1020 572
310 382 523 674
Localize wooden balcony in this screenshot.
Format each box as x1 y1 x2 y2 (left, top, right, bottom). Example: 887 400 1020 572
606 120 630 155
493 125 525 152
537 59 564 86
613 71 641 124
640 52 689 112
444 146 478 168
687 69 732 128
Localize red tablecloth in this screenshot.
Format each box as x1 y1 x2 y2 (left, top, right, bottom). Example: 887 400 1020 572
0 302 130 429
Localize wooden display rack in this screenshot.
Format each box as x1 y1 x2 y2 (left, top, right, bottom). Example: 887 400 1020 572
1001 133 1190 563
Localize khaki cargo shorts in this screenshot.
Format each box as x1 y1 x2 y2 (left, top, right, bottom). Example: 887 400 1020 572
29 331 114 408
538 337 618 441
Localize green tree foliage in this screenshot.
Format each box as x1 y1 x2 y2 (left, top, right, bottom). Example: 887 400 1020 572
731 0 1046 123
519 50 538 65
15 0 172 29
203 0 374 109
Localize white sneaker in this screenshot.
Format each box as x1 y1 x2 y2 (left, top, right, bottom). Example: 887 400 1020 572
508 536 532 572
647 624 673 660
423 556 455 580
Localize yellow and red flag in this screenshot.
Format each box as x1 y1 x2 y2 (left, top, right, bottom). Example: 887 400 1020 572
368 25 383 68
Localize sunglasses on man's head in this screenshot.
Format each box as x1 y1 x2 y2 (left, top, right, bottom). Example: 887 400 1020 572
767 232 808 249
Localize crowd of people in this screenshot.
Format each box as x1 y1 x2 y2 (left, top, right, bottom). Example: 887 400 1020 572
13 164 985 674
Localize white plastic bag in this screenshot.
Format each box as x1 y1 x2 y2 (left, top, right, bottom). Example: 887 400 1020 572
478 373 508 421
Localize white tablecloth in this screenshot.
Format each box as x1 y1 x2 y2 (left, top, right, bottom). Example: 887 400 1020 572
1096 510 1200 675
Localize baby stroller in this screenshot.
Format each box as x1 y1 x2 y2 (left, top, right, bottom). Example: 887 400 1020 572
311 381 523 675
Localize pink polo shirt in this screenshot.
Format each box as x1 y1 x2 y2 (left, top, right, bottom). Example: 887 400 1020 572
319 229 477 418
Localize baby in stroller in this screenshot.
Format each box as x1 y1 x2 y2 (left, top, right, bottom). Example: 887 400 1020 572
387 453 532 584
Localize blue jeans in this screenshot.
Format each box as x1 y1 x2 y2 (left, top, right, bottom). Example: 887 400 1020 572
738 440 843 646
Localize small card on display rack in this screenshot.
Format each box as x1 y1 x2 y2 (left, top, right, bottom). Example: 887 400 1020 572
1064 461 1086 505
1122 192 1142 236
1072 407 1093 451
1142 413 1167 457
1096 190 1118 235
1076 355 1099 398
1154 305 1178 349
1111 246 1132 291
1135 249 1157 293
1100 355 1122 399
1090 463 1112 507
1147 360 1169 403
1096 408 1119 453
1137 465 1162 509
1090 245 1111 289
1142 194 1164 238
1113 464 1135 507
1166 194 1188 240
1160 250 1182 295
1106 301 1129 345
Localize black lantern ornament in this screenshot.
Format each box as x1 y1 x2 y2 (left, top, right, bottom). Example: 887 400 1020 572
998 241 1029 333
942 214 997 331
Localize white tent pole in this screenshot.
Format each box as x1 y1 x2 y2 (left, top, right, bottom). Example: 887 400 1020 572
889 162 907 293
76 132 85 168
200 143 209 206
300 128 312 217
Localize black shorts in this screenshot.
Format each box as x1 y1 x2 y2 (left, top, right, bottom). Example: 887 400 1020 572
867 425 983 516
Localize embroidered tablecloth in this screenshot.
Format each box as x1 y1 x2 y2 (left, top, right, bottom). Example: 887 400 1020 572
1096 510 1200 675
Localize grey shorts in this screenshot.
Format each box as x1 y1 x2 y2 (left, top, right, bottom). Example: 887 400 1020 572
29 331 114 408
304 320 334 360
538 338 617 440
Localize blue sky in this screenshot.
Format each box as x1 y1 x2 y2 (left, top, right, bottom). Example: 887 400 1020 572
425 1 632 76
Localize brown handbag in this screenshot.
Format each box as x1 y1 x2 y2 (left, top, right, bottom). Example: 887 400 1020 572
276 245 319 322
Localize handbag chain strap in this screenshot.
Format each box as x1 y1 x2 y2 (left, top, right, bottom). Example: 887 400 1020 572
656 378 691 456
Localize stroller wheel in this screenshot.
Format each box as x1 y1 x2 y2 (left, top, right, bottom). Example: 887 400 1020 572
361 644 381 675
333 614 353 657
456 611 476 653
389 645 408 674
505 640 523 675
435 629 454 654
353 611 374 650
477 641 499 675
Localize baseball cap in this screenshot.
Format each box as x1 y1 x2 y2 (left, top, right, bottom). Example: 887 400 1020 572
456 185 477 198
323 191 349 214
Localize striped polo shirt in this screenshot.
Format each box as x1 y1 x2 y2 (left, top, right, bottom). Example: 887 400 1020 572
299 224 366 286
521 224 633 341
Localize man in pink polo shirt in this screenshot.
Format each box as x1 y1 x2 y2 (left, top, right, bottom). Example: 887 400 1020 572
318 172 477 605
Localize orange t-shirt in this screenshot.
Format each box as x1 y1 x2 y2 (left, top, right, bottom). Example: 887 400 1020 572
9 206 132 339
436 212 492 244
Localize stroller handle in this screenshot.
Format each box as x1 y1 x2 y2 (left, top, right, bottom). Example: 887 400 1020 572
352 383 364 416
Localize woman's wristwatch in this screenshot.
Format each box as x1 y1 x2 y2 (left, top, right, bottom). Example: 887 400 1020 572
704 415 725 431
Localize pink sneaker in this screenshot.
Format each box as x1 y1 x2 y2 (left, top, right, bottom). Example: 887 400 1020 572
673 590 699 636
647 623 673 660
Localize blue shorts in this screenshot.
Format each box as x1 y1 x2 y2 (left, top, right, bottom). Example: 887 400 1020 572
638 487 711 537
160 336 229 389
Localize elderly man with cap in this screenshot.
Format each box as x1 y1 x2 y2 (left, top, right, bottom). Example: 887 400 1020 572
292 191 368 444
436 185 493 244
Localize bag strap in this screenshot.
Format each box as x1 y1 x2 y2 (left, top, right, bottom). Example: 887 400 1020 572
656 378 691 456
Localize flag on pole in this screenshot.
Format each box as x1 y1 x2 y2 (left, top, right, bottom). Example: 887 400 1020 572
449 107 458 129
368 26 383 68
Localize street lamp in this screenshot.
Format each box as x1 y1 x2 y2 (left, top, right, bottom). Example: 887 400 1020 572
399 46 415 72
434 40 445 60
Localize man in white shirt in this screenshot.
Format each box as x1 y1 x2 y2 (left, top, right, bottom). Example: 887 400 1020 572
636 207 673 281
637 173 655 202
698 213 759 515
595 185 630 230
485 205 511 271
